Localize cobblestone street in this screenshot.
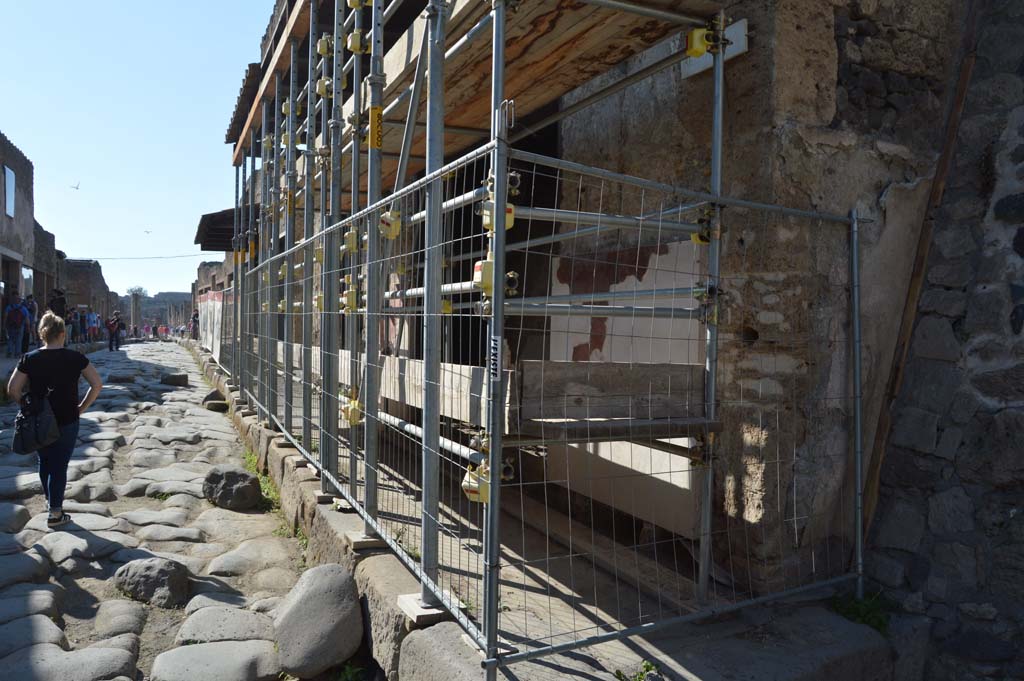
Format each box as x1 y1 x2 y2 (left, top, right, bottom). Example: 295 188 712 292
0 341 306 680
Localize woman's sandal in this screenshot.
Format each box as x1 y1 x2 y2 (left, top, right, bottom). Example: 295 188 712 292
46 513 71 528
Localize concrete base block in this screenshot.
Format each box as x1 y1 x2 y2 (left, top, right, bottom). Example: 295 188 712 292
345 531 388 551
397 593 451 628
333 498 356 512
315 493 334 504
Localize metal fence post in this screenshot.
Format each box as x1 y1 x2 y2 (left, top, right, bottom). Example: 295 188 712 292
420 0 447 607
483 0 507 669
232 164 240 380
697 9 725 604
362 0 385 537
850 208 864 600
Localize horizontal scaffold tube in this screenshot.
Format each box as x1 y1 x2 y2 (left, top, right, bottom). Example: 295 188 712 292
515 205 702 233
508 286 705 306
503 303 701 319
508 149 853 224
372 411 486 465
578 0 707 26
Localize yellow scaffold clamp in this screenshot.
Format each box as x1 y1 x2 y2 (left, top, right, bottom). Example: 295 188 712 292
293 261 304 277
278 263 288 281
276 300 286 312
261 301 269 312
346 30 368 54
441 300 453 315
395 260 408 276
342 398 363 425
480 201 514 232
342 229 358 253
379 210 401 240
690 229 710 245
473 252 495 297
341 288 357 313
346 0 366 8
314 246 324 264
316 77 333 99
281 132 291 148
292 300 303 312
261 270 270 285
317 35 333 56
461 461 491 504
315 292 324 311
685 28 712 58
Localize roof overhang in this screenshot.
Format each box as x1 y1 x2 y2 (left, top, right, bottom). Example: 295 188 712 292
194 208 235 252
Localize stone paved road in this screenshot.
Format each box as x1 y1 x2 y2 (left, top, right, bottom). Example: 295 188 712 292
0 341 304 681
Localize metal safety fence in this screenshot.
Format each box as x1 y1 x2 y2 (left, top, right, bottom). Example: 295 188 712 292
215 0 867 678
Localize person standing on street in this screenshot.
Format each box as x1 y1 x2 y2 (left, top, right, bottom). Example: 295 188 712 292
6 312 103 527
4 293 29 358
105 311 122 352
25 295 39 348
47 289 66 319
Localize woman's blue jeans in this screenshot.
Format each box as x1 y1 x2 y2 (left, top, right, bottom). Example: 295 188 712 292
37 420 78 511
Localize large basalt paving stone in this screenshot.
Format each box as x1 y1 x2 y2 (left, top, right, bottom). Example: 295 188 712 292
174 606 273 646
150 640 280 681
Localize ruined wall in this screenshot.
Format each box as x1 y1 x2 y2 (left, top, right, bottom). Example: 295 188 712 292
558 0 962 593
63 260 112 318
867 2 1024 679
0 130 35 267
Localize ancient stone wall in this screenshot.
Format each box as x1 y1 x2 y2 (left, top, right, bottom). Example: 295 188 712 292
867 2 1024 678
558 0 963 593
0 130 35 267
63 259 113 318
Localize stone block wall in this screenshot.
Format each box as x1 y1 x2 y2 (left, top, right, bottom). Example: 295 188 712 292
62 259 112 318
867 2 1024 678
0 130 35 267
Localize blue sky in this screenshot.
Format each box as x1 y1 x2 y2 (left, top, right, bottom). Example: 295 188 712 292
2 1 273 295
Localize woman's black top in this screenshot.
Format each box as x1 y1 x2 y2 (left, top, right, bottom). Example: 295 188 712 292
16 348 89 426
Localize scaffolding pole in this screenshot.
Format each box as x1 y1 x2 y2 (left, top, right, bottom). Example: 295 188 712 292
259 101 270 421
698 9 725 604
302 0 318 454
362 0 385 538
347 0 365 503
284 40 299 435
420 0 446 609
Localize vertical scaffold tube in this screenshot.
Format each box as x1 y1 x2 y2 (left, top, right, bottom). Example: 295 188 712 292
420 0 446 608
302 0 318 455
232 165 239 377
284 41 299 436
322 0 345 493
698 9 725 604
851 208 864 600
347 0 364 503
483 0 507 672
269 74 282 426
363 0 385 536
248 131 258 407
240 154 249 402
259 102 270 421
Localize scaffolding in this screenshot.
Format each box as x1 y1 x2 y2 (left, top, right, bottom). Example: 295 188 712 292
216 0 866 677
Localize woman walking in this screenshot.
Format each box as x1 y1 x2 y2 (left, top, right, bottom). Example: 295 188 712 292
6 312 102 527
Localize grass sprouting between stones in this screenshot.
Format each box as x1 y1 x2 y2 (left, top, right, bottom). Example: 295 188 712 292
831 590 892 635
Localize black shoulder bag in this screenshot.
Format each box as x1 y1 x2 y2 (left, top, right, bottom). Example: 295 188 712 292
12 390 60 454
